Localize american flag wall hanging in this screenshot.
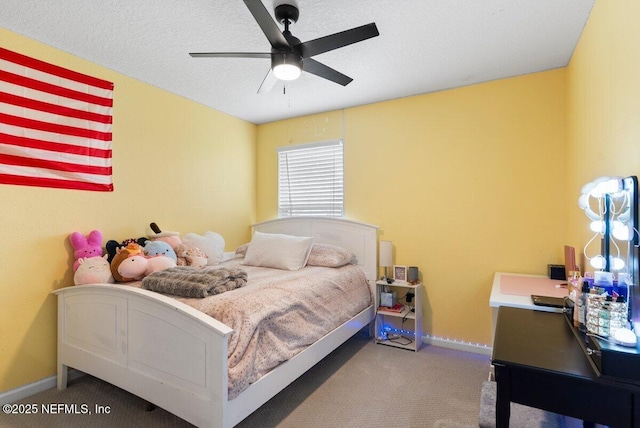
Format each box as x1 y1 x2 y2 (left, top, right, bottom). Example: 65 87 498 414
0 47 114 191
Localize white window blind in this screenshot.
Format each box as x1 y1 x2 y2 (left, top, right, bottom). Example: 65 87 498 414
277 140 344 217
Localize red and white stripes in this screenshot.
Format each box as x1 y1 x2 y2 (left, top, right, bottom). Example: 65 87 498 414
0 47 114 191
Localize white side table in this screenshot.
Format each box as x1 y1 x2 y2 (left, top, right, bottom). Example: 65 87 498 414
374 280 424 351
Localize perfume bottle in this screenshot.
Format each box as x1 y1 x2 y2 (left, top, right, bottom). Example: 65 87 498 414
567 270 581 301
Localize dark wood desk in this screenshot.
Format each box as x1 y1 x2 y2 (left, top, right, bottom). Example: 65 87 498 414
492 306 640 427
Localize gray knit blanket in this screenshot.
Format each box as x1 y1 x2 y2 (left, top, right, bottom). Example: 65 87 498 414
141 266 248 298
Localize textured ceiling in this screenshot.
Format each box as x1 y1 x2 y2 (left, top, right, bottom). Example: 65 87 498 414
2 0 594 124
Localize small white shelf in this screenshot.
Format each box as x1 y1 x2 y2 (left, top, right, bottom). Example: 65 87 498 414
374 280 424 352
378 306 415 319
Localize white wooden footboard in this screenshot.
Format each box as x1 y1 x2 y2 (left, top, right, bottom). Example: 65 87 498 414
55 284 233 428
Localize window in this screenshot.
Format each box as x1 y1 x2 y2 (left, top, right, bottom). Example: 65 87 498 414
277 140 344 217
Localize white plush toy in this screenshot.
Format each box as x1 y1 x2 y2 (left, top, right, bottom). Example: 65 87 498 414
182 231 225 265
74 255 115 285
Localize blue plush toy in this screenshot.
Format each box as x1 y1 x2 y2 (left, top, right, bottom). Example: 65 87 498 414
143 240 177 262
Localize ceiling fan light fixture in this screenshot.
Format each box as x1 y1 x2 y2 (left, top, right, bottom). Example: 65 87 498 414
272 52 302 81
190 3 378 92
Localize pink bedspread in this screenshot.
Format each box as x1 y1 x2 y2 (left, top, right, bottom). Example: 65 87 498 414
134 259 371 399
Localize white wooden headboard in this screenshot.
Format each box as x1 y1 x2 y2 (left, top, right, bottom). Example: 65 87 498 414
252 217 379 281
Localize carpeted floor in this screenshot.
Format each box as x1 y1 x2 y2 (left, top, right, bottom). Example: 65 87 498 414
0 331 490 428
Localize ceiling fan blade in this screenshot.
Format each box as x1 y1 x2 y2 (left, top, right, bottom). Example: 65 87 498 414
298 23 379 58
257 68 278 94
302 58 353 86
243 0 289 49
189 52 271 58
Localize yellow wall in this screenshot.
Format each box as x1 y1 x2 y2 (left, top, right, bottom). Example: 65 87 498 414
566 0 640 255
257 69 568 345
0 29 257 392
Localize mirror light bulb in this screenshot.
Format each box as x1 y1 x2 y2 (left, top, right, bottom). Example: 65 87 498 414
590 255 606 269
578 194 590 210
612 223 633 241
611 257 626 270
590 220 605 233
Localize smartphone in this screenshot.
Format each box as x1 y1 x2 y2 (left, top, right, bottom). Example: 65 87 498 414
531 295 565 308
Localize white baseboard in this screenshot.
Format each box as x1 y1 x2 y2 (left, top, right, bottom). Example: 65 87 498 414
422 335 493 356
0 370 85 405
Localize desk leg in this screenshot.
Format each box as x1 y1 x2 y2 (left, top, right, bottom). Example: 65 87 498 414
494 364 510 428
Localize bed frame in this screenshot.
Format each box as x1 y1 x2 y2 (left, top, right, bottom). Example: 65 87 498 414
54 217 378 428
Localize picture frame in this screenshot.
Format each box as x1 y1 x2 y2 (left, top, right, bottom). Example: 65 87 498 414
393 265 407 282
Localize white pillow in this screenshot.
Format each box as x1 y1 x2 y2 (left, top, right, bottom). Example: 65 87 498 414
242 232 313 270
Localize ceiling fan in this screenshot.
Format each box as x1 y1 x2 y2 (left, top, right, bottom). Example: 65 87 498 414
189 0 379 93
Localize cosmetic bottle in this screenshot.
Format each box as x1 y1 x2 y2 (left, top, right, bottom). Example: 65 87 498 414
568 271 581 301
573 283 582 328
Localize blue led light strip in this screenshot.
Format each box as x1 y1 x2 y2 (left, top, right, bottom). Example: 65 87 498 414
381 325 491 349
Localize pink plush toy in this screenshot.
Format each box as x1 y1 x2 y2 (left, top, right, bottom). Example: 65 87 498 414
117 255 176 281
69 230 104 272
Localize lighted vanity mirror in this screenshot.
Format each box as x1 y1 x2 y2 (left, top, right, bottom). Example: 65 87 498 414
579 176 639 276
579 175 639 328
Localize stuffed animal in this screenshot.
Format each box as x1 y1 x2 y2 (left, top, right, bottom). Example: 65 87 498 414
117 255 176 281
74 255 114 285
69 230 104 271
110 244 143 282
105 237 147 263
146 223 213 267
182 231 225 265
175 244 208 268
143 240 177 262
146 222 182 250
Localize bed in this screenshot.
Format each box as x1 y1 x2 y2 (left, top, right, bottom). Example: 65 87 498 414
54 217 378 427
